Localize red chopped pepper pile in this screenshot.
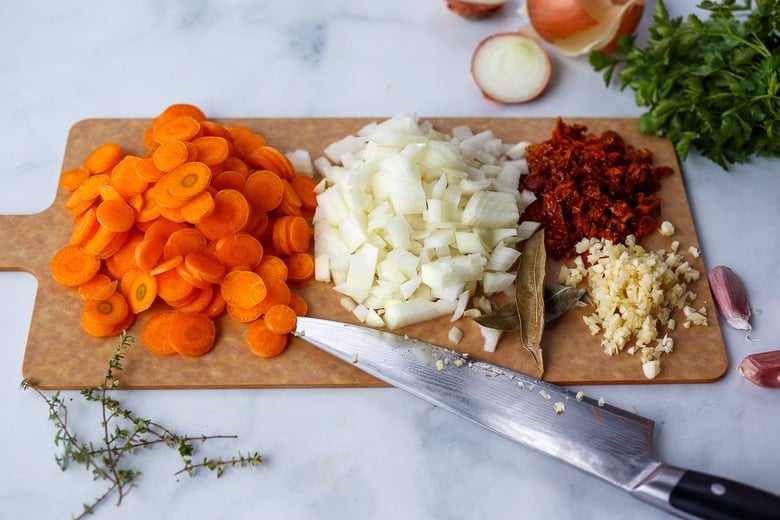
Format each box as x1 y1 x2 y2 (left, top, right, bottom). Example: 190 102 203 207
520 118 673 259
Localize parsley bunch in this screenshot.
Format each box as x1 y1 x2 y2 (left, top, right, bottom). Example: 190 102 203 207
590 0 780 170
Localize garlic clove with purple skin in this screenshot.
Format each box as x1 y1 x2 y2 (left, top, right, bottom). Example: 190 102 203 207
707 265 751 331
738 350 780 388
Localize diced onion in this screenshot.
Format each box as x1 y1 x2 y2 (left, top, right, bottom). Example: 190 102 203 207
313 113 538 331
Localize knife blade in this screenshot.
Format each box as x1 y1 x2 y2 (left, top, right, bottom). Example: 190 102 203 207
295 316 780 520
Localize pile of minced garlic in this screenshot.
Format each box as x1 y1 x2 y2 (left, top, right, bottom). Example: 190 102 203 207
559 229 708 379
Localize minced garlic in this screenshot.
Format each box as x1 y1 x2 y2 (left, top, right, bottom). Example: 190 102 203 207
659 221 675 236
562 236 705 379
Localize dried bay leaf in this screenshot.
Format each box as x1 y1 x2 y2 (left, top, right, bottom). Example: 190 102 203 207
544 284 587 322
474 284 588 331
516 229 546 374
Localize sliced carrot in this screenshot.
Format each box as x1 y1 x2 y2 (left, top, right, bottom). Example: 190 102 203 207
110 155 148 198
163 227 207 260
136 189 162 223
272 215 311 255
255 255 288 282
220 270 266 309
51 244 102 287
168 312 216 357
263 304 298 335
254 275 291 315
64 195 97 218
67 173 109 210
191 135 230 166
83 291 130 326
153 116 202 144
118 267 143 299
222 156 249 178
173 285 214 314
199 120 233 141
175 261 213 290
215 232 264 270
134 236 165 272
81 311 134 338
156 267 196 304
245 319 288 359
211 170 245 192
127 192 144 214
244 209 270 239
183 251 226 284
95 198 135 233
242 169 284 214
104 230 144 279
152 140 190 172
245 145 295 179
226 302 264 323
143 126 158 151
55 104 318 360
195 188 250 241
230 130 267 159
84 142 123 174
82 226 127 259
59 167 91 192
135 157 167 183
285 252 315 283
128 271 158 313
290 175 319 211
288 293 308 317
139 309 179 356
70 207 100 246
98 184 121 204
179 190 215 224
153 104 207 127
202 288 226 320
157 204 188 223
149 254 183 276
275 178 304 216
165 161 212 200
143 218 186 240
78 274 117 301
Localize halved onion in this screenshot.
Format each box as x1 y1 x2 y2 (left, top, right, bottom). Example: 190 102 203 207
471 32 551 104
525 0 645 57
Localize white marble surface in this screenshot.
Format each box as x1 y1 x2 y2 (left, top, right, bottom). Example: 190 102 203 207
1 1 778 519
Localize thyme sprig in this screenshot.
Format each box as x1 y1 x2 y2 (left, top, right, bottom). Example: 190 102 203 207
21 332 263 519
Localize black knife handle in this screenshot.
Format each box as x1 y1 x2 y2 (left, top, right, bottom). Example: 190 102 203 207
669 469 780 520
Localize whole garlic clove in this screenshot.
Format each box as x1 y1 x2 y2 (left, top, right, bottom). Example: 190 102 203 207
738 350 780 388
707 265 751 331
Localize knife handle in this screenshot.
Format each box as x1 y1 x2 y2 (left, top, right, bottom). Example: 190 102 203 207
670 469 780 520
635 464 780 520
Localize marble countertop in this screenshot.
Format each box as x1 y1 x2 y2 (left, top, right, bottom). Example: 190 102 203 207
1 1 778 518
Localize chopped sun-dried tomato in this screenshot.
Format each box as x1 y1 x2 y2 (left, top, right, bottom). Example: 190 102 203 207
520 118 673 259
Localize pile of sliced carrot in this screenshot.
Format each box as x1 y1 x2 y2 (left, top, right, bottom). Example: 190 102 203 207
51 103 317 358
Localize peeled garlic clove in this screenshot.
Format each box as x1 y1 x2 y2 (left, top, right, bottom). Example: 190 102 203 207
738 350 780 388
707 265 751 331
525 0 645 57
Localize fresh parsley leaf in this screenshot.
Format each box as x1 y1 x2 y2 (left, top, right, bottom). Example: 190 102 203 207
590 0 780 170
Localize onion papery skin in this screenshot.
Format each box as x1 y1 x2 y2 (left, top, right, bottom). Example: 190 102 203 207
526 0 645 57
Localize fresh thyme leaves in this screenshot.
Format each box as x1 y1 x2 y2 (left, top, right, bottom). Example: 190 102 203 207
20 332 263 519
590 0 780 170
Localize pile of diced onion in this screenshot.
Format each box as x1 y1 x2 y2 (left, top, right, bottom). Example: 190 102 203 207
311 113 539 331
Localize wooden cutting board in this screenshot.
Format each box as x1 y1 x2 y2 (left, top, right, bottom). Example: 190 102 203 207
7 117 727 389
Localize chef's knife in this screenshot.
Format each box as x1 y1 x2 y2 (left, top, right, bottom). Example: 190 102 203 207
295 317 780 520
